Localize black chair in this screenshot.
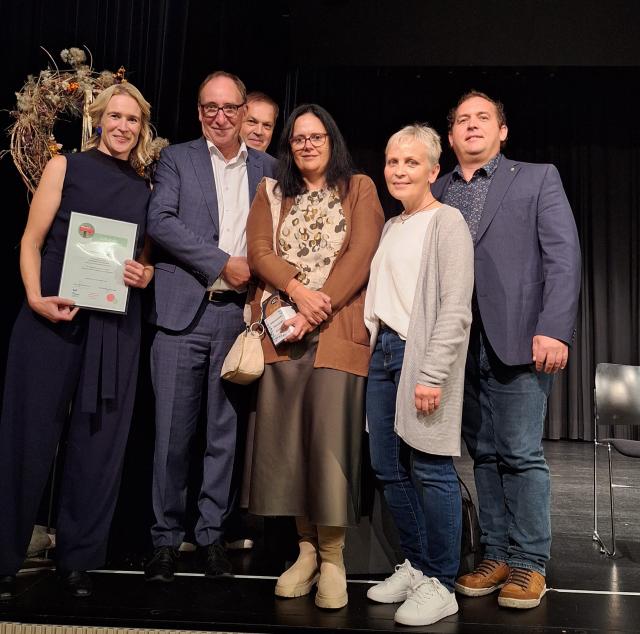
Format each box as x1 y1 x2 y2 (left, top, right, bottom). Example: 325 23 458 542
593 362 640 556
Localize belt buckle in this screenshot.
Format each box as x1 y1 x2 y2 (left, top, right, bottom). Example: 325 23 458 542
208 290 222 302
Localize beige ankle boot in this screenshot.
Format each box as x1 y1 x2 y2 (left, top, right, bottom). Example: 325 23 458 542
315 525 347 609
274 517 319 598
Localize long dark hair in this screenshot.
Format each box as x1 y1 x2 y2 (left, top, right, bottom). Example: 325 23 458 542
276 103 357 198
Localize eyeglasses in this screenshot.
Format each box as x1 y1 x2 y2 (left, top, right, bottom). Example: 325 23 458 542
199 102 245 118
289 133 328 150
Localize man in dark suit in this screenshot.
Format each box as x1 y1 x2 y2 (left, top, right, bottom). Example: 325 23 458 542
432 92 581 609
144 71 277 581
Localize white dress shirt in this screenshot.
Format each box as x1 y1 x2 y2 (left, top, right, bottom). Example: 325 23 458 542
207 139 250 292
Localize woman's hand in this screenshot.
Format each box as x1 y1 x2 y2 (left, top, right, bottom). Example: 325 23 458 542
415 385 442 415
283 312 315 342
28 295 79 323
286 280 332 326
123 259 153 289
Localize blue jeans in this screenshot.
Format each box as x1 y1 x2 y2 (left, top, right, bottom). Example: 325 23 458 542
366 328 461 590
463 324 554 575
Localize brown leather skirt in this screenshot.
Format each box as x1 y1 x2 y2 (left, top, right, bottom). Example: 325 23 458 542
247 332 365 527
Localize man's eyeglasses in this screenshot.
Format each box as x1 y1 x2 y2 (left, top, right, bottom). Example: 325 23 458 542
289 133 328 150
199 102 245 118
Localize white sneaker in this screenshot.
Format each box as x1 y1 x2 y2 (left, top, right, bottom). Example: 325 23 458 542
367 559 424 603
394 577 458 626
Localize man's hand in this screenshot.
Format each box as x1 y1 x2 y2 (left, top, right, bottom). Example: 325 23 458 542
221 256 251 289
415 385 442 415
532 335 568 373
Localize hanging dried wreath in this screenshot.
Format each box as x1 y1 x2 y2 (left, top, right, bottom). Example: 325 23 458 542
6 46 168 195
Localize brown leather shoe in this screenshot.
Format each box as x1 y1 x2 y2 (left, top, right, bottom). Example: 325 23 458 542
455 559 510 597
497 568 546 609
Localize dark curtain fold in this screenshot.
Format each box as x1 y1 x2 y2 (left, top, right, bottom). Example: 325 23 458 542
1 1 639 441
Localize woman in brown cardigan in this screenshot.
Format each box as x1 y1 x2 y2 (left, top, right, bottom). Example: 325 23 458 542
246 104 384 609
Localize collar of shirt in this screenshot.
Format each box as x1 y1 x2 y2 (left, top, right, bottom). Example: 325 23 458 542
206 139 248 166
452 153 502 181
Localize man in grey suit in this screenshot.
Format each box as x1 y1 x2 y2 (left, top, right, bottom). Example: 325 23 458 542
144 71 277 581
431 92 581 609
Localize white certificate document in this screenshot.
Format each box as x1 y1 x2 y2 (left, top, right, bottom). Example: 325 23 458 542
264 305 296 346
58 211 138 314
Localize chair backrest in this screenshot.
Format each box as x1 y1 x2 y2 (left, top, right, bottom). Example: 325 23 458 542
595 363 640 427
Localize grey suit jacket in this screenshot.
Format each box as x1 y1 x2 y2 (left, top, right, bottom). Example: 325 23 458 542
432 157 581 366
147 137 277 332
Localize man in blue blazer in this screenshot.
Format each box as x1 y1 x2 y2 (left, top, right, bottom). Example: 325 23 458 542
144 71 277 581
431 92 581 609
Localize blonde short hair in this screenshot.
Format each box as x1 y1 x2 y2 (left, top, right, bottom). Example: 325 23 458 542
386 123 442 168
86 82 154 175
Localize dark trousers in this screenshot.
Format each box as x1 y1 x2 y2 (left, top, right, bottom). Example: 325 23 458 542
150 299 245 548
0 304 139 575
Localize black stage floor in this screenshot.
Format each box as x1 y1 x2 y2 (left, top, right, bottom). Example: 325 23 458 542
2 440 640 633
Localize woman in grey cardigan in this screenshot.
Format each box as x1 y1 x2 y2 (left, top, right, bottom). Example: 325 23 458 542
364 124 474 627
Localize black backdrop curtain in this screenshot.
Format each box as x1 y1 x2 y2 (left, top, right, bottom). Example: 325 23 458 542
2 0 640 449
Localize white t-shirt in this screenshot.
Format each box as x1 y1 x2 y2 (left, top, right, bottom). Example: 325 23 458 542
366 208 439 339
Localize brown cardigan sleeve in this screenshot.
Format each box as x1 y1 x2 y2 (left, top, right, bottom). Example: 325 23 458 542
246 180 299 290
320 174 385 311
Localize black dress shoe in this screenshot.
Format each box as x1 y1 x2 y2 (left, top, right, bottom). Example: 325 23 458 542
58 570 93 597
145 546 179 582
204 543 232 578
0 575 16 600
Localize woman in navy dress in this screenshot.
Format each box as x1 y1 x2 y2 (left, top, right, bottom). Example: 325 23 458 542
0 82 154 599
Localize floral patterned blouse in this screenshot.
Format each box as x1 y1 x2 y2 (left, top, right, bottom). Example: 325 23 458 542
278 187 347 290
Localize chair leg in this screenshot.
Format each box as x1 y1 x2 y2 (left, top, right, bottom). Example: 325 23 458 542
593 441 616 557
45 441 61 560
593 440 599 541
606 444 617 556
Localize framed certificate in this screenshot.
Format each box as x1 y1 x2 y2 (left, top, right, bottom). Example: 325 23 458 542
58 212 139 314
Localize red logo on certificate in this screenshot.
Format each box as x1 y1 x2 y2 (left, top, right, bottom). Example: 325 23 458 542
78 223 95 238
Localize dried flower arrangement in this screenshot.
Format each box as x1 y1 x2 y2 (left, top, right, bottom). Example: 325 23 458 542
6 46 168 195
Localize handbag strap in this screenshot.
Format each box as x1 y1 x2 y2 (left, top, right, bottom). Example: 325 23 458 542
256 177 282 309
263 176 282 241
457 473 473 500
241 178 283 328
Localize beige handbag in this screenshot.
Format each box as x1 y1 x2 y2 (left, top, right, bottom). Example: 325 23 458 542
220 177 281 384
220 321 266 384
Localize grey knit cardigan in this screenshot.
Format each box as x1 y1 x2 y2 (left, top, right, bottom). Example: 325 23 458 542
366 204 474 456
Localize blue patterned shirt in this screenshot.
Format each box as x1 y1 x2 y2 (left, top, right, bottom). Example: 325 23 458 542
442 153 502 243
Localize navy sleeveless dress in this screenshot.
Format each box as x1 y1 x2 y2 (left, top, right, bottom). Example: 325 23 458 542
0 149 150 575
